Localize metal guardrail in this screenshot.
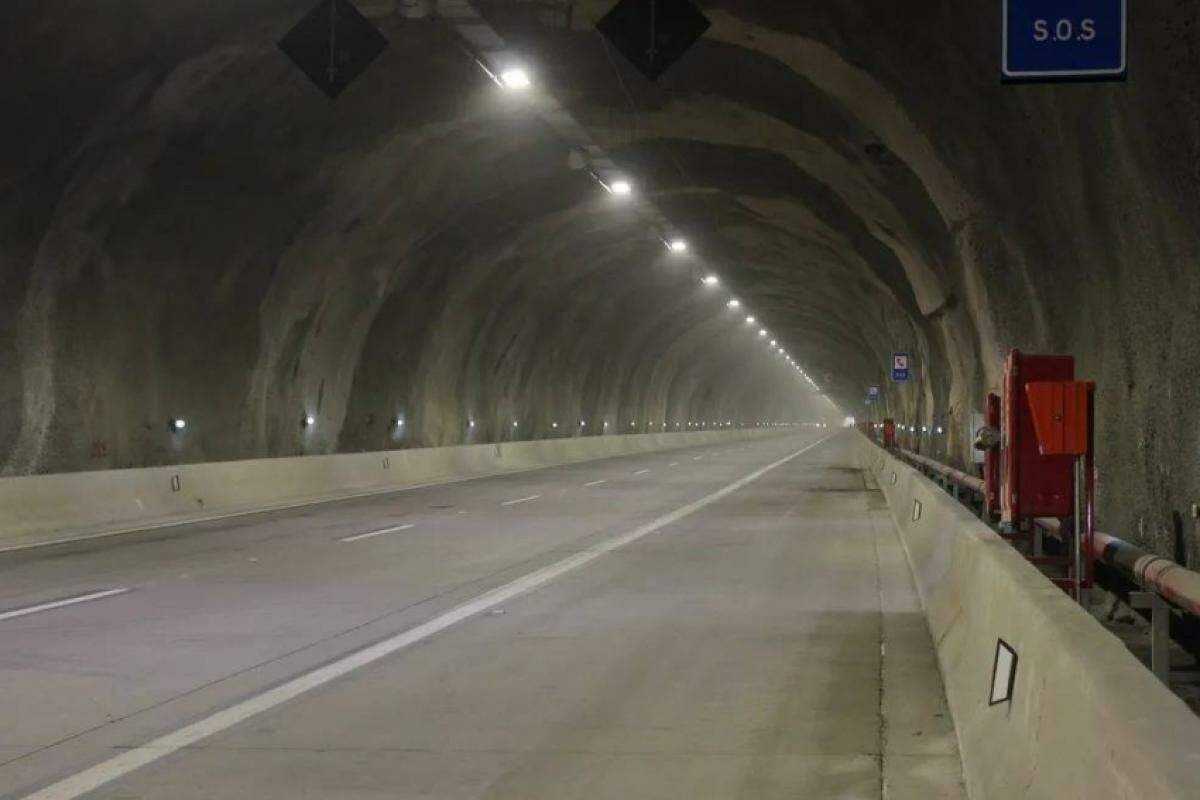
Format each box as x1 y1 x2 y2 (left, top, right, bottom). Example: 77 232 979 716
886 442 1200 671
897 448 984 495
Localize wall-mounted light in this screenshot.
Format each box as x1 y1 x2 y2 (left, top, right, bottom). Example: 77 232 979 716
302 415 315 428
668 239 688 253
469 419 476 428
499 67 531 90
727 299 740 309
552 422 559 429
745 316 756 324
759 330 767 337
169 418 186 432
609 179 632 196
701 275 719 287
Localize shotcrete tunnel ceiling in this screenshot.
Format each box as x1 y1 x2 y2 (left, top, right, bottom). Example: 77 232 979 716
3 0 1200 561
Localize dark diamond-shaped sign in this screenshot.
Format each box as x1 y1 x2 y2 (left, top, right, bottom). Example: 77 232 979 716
596 0 710 82
279 0 388 98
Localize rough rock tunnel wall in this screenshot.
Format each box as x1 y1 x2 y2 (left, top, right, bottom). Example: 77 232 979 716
2 1 1199 560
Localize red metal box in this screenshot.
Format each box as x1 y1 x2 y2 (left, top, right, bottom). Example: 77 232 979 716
1001 350 1075 523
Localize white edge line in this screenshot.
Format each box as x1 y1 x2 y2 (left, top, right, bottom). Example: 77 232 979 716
0 589 130 623
668 462 680 467
338 524 416 543
583 480 607 487
500 494 541 507
19 434 832 800
633 469 650 475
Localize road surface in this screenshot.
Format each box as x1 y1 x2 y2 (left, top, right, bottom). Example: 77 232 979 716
0 431 963 799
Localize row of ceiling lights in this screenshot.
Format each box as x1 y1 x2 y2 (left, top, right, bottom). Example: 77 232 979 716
493 64 822 396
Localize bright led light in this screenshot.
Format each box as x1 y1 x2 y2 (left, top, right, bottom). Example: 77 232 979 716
936 426 944 434
727 299 740 309
581 420 587 427
759 330 767 337
604 421 609 428
469 419 476 428
610 179 632 196
668 239 688 253
513 421 519 428
304 415 315 427
769 339 776 346
171 418 186 431
745 316 756 324
702 275 719 287
500 68 531 90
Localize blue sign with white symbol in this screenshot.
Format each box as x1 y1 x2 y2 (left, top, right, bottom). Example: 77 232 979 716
1003 0 1126 82
866 385 881 405
891 353 910 383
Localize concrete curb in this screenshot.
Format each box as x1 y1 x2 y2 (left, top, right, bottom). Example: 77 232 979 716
0 430 789 552
853 434 1200 799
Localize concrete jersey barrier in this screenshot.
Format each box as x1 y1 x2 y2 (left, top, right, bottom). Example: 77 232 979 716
853 434 1200 798
0 430 786 552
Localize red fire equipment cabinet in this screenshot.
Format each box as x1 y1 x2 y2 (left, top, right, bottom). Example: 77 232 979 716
993 350 1095 600
882 418 896 449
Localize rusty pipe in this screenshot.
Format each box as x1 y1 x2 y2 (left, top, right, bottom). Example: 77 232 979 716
1093 532 1200 619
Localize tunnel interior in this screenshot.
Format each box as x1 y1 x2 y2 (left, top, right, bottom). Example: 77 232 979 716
3 0 1200 560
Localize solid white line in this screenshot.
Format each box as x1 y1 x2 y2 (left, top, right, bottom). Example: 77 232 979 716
583 480 607 487
338 524 415 543
0 589 129 623
633 469 650 476
20 436 831 800
501 494 541 506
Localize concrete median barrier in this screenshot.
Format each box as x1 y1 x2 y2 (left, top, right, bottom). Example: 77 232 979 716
853 434 1200 799
0 430 788 552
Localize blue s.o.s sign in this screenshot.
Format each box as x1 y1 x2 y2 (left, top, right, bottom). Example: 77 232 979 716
1003 0 1126 82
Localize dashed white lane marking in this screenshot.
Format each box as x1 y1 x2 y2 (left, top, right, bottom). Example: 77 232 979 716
669 462 680 467
633 469 650 476
0 589 129 623
339 524 415 543
501 495 541 506
692 456 704 461
583 480 607 487
18 436 831 800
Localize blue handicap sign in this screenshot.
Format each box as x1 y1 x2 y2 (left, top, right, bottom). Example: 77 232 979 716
1003 0 1126 82
891 353 910 383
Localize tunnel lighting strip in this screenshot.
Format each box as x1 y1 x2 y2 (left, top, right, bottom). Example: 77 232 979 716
439 0 823 398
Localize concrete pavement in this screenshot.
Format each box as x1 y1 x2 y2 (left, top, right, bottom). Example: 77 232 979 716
0 432 963 799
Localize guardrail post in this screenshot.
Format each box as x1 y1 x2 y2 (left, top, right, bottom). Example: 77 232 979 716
1130 591 1171 685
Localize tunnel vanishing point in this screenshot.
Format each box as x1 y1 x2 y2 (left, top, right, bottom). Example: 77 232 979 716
3 2 1200 799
